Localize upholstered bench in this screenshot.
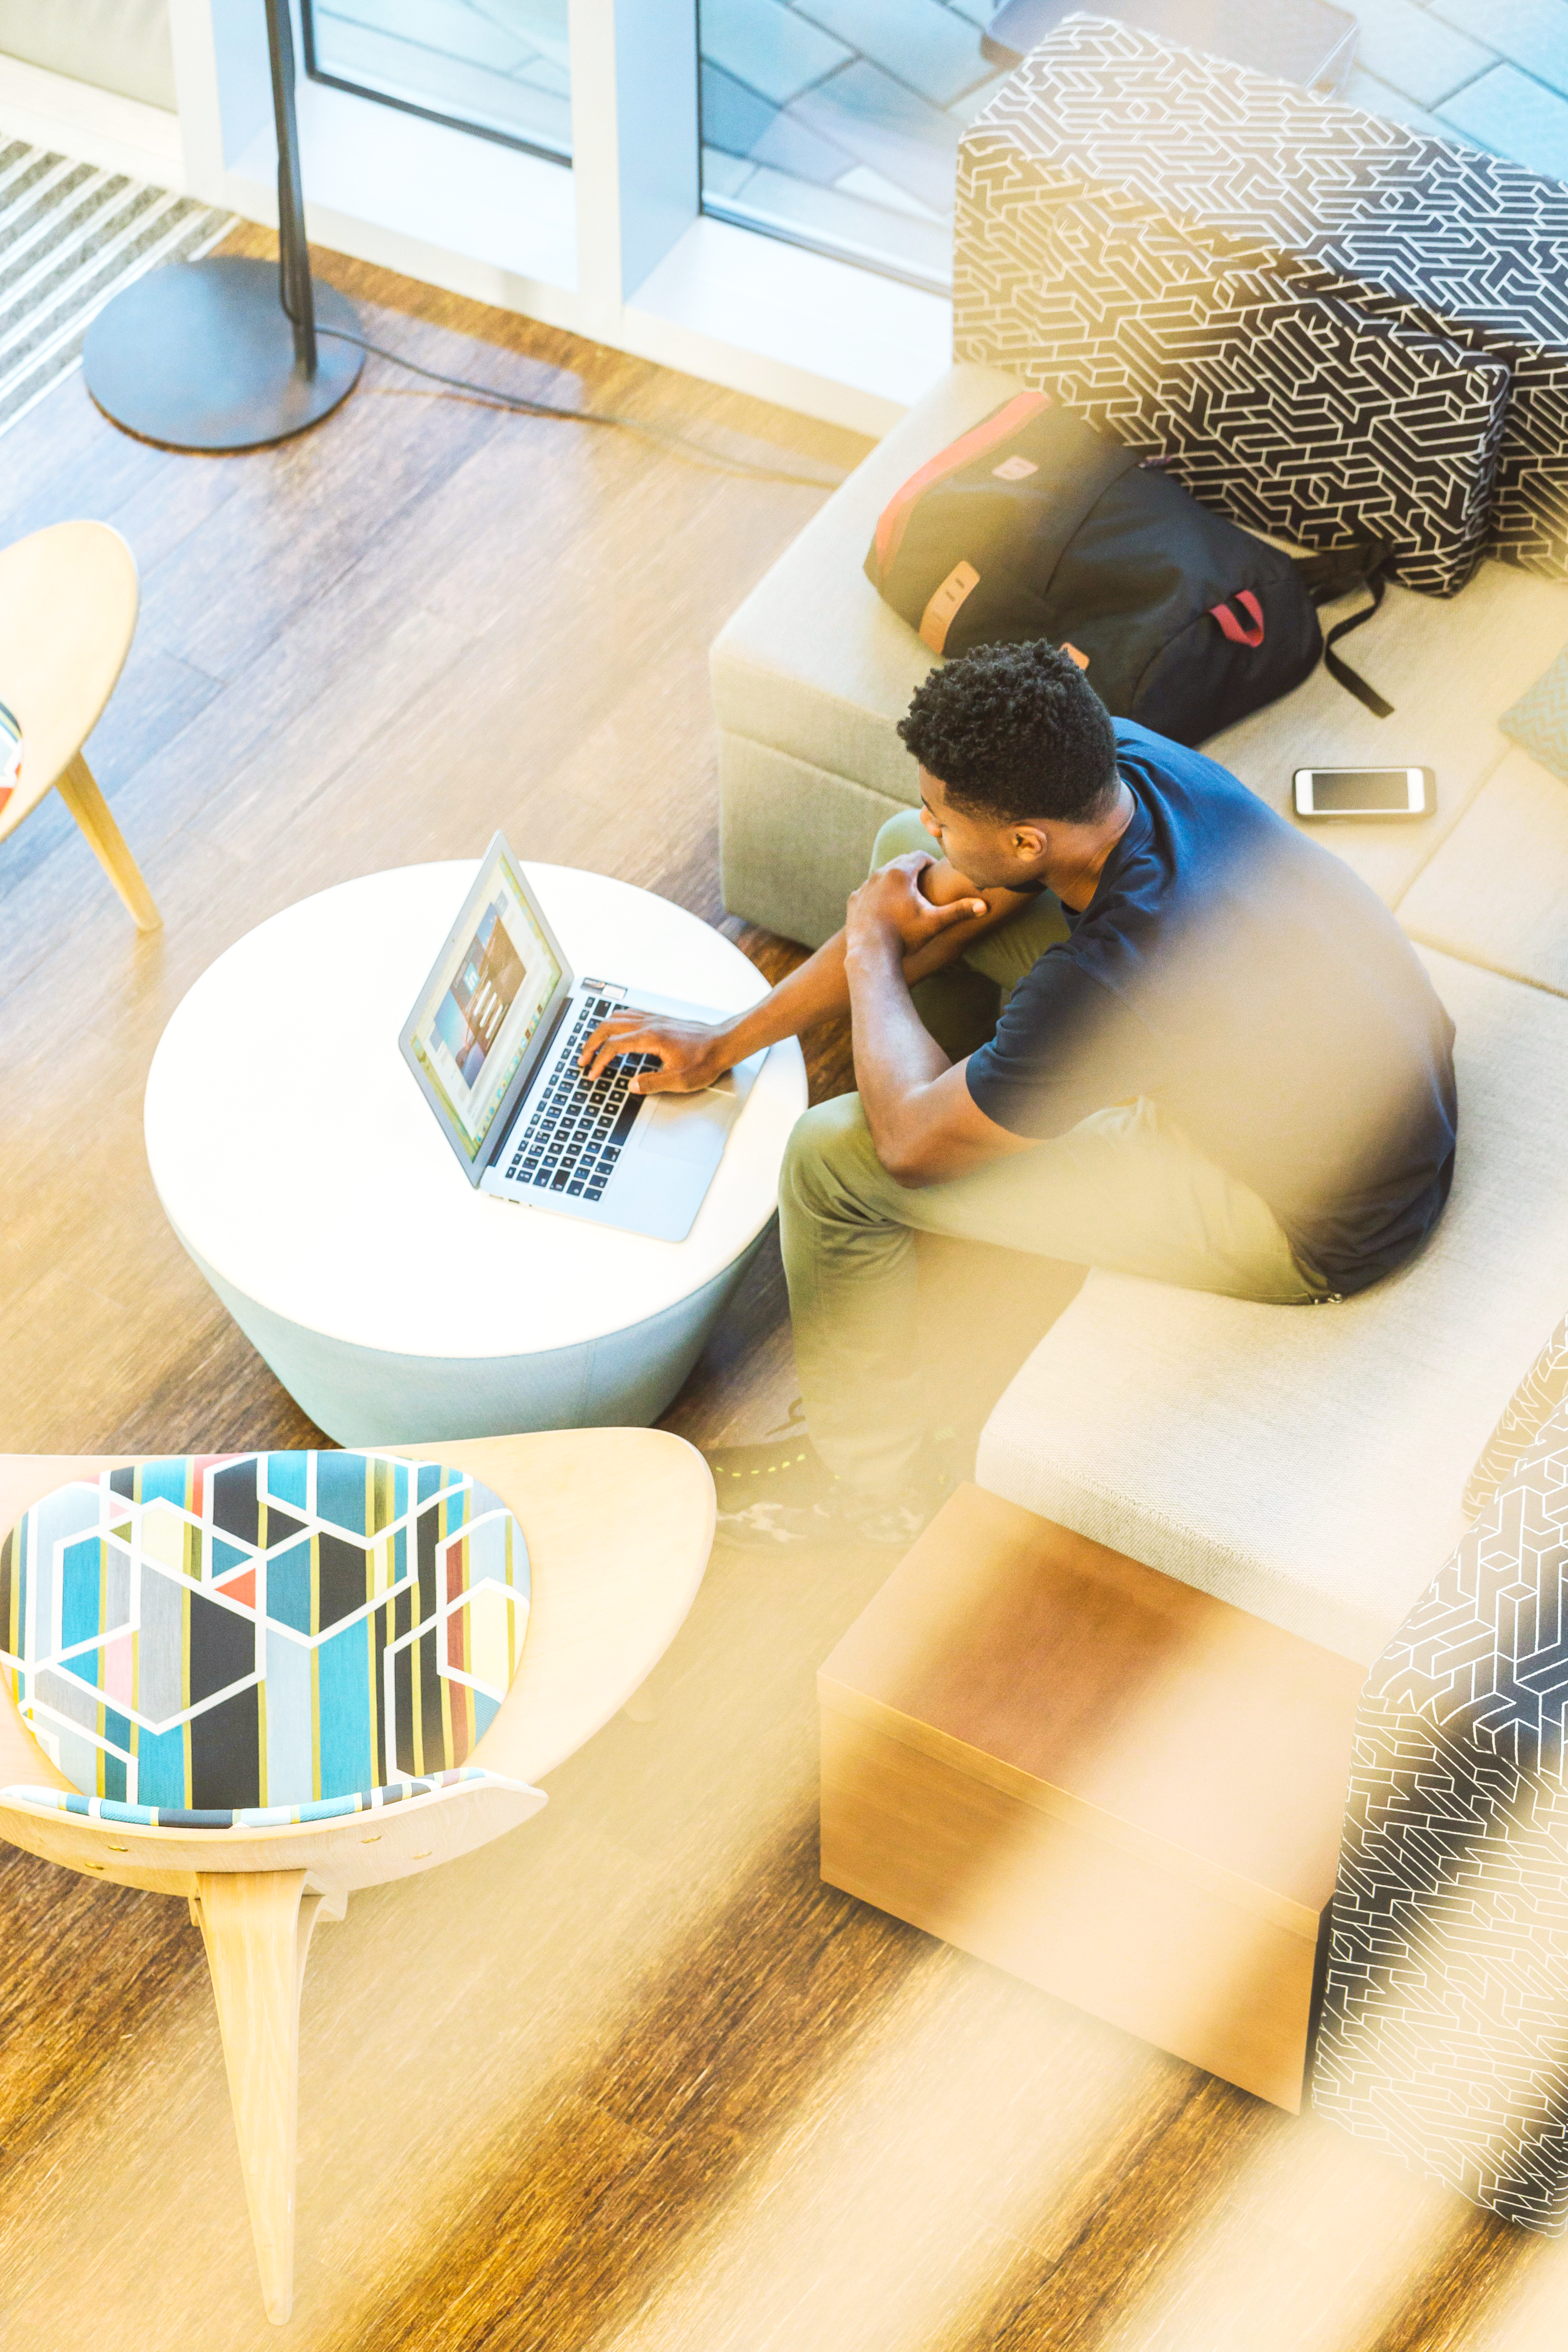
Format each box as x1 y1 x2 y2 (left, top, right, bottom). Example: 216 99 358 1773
718 359 1568 2114
711 17 1568 2176
714 353 1568 1670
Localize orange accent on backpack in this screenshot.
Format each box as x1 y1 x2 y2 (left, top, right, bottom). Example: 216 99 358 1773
919 561 981 654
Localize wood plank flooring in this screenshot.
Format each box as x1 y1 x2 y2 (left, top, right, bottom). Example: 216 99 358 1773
0 230 1563 2350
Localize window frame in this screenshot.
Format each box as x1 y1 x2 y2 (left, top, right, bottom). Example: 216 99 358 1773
157 0 951 436
298 0 574 167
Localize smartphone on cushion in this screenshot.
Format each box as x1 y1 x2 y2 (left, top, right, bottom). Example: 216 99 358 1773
1293 767 1435 820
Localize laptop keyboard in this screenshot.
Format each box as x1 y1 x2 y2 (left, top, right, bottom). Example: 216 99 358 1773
502 997 660 1204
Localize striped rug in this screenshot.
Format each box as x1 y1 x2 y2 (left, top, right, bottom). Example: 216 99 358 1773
0 137 232 439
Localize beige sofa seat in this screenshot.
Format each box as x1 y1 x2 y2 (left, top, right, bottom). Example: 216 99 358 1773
1207 569 1568 909
714 361 1568 948
1399 745 1568 999
977 948 1568 1664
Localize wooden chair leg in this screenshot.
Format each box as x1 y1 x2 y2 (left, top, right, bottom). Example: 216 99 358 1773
191 1871 340 2325
54 751 162 931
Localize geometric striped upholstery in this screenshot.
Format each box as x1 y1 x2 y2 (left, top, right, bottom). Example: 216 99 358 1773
0 1452 530 1828
1465 1315 1568 1525
0 1771 495 1833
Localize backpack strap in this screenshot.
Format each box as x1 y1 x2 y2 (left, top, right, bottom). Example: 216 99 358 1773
1322 580 1394 720
1211 590 1266 647
1292 538 1395 720
1291 537 1389 603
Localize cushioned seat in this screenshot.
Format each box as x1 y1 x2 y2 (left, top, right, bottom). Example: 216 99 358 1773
975 951 1568 1664
714 363 1568 948
0 1450 531 1827
1399 745 1568 1000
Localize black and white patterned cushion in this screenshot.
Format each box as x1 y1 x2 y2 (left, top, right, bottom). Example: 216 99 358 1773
1465 1316 1568 1524
1313 1396 1568 2233
955 16 1568 593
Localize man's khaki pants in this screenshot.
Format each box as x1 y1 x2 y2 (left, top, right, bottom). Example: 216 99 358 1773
780 810 1327 1499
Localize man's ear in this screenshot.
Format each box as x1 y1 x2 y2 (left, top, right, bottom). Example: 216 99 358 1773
1009 824 1049 864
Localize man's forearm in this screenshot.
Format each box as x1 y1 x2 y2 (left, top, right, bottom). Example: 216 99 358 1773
845 927 950 1161
704 902 999 1073
584 853 1003 1093
698 931 852 1072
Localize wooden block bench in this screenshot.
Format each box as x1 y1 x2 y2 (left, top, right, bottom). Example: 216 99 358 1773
818 1485 1364 2109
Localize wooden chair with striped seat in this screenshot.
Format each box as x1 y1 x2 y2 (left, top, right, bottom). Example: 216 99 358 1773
0 1428 714 2323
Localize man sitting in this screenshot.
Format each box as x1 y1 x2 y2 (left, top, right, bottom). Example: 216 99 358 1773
582 643 1459 1545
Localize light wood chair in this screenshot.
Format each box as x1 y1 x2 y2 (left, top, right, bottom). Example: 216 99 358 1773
0 519 161 930
0 1428 715 2323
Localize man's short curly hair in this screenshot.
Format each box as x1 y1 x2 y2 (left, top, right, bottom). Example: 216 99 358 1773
897 641 1118 824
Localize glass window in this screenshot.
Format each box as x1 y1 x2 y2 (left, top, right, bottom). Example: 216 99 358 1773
303 0 572 160
697 0 1011 289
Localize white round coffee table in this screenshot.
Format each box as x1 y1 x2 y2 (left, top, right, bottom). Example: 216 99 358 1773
144 862 808 1445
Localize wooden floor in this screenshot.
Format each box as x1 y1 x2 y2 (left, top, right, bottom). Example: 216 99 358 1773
1 230 1564 2350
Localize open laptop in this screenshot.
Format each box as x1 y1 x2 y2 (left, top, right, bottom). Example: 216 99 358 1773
399 833 764 1243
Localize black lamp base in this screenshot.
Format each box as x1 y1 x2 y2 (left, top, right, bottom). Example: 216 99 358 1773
82 256 364 453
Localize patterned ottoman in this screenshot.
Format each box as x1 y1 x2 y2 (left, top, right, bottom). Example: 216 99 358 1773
955 16 1568 591
0 1450 531 1829
1313 1384 1568 2231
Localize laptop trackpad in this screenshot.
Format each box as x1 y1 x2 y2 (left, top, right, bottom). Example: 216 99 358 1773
637 1092 735 1165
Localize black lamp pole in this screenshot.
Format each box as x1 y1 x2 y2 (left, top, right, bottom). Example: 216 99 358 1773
270 0 317 370
83 0 363 452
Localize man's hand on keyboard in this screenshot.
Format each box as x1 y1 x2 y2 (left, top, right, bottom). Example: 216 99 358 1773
580 1011 727 1094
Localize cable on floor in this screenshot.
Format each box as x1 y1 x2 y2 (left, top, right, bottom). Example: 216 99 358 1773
288 302 849 491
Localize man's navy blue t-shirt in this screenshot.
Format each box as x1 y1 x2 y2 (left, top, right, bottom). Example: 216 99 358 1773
964 721 1458 1294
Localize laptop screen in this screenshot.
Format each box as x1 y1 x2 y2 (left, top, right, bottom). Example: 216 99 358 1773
403 838 566 1166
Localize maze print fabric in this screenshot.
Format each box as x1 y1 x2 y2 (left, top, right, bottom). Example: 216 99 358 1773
1465 1315 1568 1524
0 1453 530 1823
1313 1399 1568 2232
953 17 1568 592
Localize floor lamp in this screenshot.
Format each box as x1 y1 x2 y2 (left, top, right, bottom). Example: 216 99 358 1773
83 0 363 451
